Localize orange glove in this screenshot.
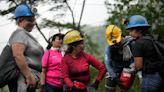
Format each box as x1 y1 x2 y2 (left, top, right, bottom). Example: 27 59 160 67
73 81 86 89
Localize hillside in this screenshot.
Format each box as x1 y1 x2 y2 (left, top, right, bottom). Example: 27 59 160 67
82 25 107 60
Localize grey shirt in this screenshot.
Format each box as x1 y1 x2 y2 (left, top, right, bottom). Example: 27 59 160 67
9 27 44 72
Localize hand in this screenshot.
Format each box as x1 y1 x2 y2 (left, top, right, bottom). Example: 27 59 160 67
73 81 86 89
26 73 36 87
40 85 46 92
91 80 99 90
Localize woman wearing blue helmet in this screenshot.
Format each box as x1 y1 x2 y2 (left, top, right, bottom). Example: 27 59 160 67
126 15 162 92
8 3 44 92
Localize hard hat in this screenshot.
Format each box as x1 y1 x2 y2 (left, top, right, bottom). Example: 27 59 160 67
126 15 150 30
63 30 84 45
15 4 34 19
106 25 122 46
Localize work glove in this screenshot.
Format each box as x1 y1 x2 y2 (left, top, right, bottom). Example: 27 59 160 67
71 86 87 92
73 81 86 89
40 85 46 92
114 77 122 87
91 80 100 90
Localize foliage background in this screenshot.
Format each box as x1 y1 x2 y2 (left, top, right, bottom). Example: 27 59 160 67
0 0 163 92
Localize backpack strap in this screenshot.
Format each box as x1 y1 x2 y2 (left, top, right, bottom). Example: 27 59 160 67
141 36 164 61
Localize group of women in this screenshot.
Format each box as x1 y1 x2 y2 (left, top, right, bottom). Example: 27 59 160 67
2 3 163 92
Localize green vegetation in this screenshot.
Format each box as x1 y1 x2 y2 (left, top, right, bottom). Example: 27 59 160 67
105 0 164 38
90 67 141 92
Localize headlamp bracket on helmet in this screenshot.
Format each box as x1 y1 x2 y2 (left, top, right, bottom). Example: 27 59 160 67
110 25 117 44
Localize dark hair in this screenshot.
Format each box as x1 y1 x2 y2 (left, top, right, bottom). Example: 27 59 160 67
65 40 83 54
46 33 64 50
134 27 150 35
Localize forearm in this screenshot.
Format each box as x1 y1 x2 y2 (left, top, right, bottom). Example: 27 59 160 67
104 55 116 77
40 69 46 85
14 55 32 78
64 77 74 88
96 63 106 81
134 57 143 71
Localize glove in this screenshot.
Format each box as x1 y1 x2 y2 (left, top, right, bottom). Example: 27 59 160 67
40 85 46 92
91 80 99 90
73 81 86 89
115 77 123 87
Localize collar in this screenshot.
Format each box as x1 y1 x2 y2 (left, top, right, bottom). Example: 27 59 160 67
50 47 61 51
17 27 30 34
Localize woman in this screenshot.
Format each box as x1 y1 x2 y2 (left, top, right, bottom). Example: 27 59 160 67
104 25 134 92
40 33 64 92
61 30 106 92
8 3 44 92
126 15 162 92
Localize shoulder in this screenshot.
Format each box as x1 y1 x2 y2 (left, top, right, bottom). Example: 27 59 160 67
63 53 71 59
81 52 90 57
81 52 95 60
14 28 27 36
137 35 153 45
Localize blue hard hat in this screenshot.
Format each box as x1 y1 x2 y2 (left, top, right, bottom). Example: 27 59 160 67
126 15 150 30
15 4 34 19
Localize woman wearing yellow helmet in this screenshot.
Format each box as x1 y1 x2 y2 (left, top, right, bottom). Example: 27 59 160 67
61 30 106 92
104 25 134 92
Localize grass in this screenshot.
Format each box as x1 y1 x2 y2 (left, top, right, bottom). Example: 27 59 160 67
90 66 141 92
0 67 140 92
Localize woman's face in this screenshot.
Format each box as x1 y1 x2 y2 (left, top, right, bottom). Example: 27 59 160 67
73 40 85 53
52 36 63 48
21 16 35 32
128 29 140 39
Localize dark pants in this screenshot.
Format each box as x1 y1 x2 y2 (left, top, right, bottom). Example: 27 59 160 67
45 83 63 92
141 72 162 92
8 69 40 92
63 85 87 92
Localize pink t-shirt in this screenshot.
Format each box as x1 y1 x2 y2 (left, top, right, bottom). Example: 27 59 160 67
42 48 64 87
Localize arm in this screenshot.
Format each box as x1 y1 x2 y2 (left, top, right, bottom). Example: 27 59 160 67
87 53 106 82
61 57 74 88
40 69 46 85
131 40 144 71
134 57 143 71
40 51 49 85
104 45 116 78
12 43 36 87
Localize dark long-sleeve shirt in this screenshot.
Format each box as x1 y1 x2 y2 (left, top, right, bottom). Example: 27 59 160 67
61 51 106 88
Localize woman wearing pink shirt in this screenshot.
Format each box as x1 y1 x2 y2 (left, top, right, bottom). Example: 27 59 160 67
40 33 64 92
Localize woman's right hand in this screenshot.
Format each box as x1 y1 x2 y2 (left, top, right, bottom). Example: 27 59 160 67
26 73 36 87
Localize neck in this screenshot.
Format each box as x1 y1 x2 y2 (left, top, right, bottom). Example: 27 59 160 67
71 51 79 58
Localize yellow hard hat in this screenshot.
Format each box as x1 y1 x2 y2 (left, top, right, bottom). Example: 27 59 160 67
64 30 84 45
106 25 122 46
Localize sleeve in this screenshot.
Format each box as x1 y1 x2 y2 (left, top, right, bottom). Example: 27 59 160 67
61 56 74 88
104 45 116 78
9 30 28 46
86 53 106 81
42 50 49 68
132 40 143 57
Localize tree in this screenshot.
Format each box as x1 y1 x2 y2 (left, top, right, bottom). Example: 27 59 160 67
0 0 101 57
105 0 164 37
